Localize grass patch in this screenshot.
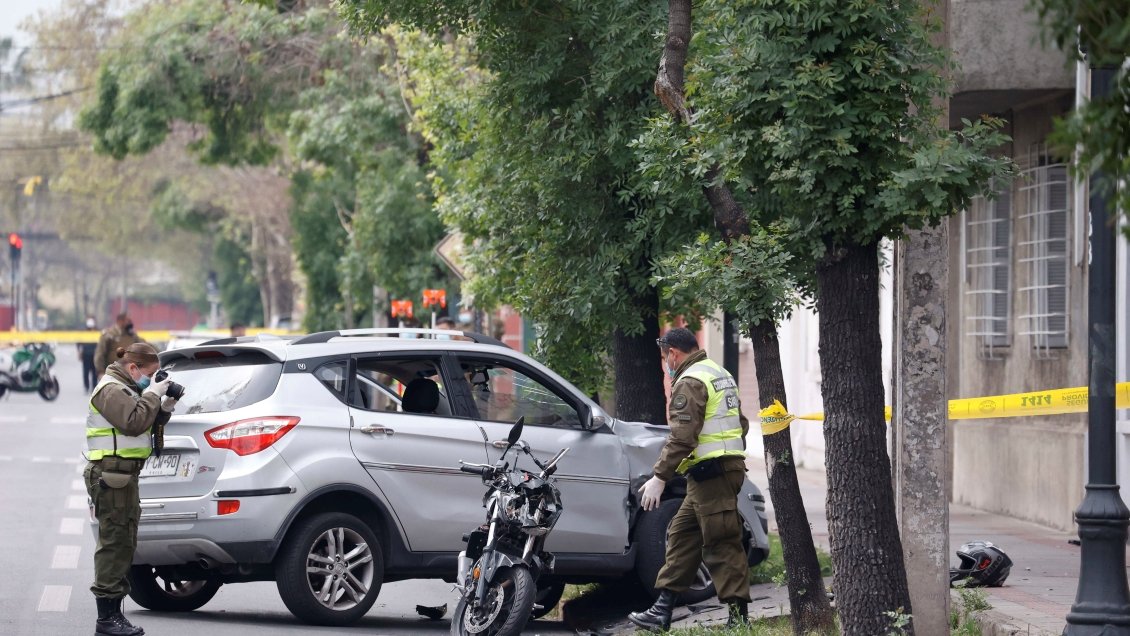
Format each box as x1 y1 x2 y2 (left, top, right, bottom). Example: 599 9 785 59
667 615 797 636
749 533 835 586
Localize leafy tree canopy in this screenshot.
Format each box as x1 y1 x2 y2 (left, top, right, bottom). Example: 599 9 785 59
341 2 714 394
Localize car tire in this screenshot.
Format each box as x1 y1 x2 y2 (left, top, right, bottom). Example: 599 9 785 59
127 566 221 612
528 580 566 620
633 498 716 605
275 512 384 626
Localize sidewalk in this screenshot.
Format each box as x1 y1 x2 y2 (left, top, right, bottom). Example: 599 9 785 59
731 456 1095 635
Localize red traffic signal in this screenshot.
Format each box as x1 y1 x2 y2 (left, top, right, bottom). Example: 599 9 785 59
8 233 21 263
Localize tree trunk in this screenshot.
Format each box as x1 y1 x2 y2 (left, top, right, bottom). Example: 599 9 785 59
655 3 834 631
749 320 836 633
611 282 666 426
816 241 913 636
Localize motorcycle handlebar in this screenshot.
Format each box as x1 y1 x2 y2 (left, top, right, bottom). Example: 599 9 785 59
460 465 492 476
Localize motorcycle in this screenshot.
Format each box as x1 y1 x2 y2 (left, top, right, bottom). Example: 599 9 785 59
0 342 59 401
451 418 569 636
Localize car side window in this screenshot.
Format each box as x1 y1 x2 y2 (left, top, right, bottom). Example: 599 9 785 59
315 361 348 399
352 356 455 417
456 356 581 428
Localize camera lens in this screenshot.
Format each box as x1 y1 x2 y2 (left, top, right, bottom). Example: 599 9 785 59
166 382 185 401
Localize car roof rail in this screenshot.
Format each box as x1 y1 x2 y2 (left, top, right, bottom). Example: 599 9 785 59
290 328 510 349
196 334 292 347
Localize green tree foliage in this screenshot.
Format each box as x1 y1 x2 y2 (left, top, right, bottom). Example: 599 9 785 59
1032 0 1129 233
637 1 1012 632
78 0 450 330
340 3 713 412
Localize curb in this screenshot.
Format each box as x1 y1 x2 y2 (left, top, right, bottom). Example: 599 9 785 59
952 590 1059 636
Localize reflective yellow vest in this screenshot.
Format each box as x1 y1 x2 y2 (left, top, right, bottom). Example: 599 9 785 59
85 374 153 461
676 358 745 474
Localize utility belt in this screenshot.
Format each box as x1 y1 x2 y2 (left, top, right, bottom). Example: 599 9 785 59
685 456 745 482
90 456 143 488
686 458 725 482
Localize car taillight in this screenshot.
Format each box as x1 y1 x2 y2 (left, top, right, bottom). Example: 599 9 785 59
205 417 299 456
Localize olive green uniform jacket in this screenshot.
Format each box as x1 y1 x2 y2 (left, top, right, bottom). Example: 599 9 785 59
84 364 167 599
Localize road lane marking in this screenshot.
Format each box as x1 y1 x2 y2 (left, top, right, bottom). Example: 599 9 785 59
0 455 12 461
0 415 27 423
66 495 87 510
72 479 84 491
37 585 71 612
32 456 51 463
50 545 81 569
50 416 85 425
59 518 85 535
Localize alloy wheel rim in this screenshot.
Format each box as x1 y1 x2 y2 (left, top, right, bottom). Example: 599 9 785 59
304 526 375 611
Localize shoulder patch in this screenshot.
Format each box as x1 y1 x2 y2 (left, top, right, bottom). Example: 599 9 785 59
671 394 687 409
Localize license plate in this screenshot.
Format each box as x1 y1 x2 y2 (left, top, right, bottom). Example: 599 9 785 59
140 454 180 478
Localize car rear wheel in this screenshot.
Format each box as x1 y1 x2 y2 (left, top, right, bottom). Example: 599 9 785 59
633 498 716 605
127 566 221 612
275 512 384 626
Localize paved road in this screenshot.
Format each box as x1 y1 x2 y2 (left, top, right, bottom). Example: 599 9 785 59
0 354 573 635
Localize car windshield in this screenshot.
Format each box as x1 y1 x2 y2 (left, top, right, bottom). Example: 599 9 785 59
160 351 282 414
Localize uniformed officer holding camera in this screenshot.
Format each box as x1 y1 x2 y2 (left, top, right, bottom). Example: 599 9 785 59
83 342 181 636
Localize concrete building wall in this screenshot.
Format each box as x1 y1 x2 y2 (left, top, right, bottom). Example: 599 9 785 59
947 0 1073 93
949 98 1088 531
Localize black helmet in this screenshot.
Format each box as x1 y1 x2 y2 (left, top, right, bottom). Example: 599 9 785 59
950 541 1012 587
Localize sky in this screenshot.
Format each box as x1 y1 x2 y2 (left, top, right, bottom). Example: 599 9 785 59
1 0 62 47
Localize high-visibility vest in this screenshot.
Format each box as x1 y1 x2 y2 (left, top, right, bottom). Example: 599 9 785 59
85 374 152 461
676 358 745 474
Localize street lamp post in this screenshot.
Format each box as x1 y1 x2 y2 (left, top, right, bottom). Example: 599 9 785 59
1064 65 1130 636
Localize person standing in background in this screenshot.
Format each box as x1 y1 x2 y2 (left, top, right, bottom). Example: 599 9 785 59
94 313 143 379
78 317 99 391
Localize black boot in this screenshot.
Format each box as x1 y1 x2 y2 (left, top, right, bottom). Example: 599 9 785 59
95 597 144 636
725 600 748 627
628 589 678 632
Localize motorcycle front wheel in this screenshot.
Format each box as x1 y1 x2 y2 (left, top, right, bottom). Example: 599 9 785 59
38 377 59 401
450 565 535 636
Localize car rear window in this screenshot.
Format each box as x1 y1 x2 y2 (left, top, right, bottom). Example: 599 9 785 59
160 351 282 414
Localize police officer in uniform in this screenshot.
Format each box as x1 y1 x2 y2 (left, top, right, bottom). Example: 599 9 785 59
629 328 752 631
94 313 144 380
84 343 176 636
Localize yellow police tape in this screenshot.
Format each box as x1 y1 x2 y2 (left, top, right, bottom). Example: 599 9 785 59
793 382 1130 422
0 329 299 344
759 400 796 436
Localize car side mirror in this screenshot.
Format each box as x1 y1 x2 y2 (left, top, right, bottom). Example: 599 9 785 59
581 407 608 432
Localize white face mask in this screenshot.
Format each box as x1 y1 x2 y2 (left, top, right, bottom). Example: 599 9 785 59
664 351 676 379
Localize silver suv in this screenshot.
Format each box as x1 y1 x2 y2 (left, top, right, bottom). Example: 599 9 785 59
117 329 770 626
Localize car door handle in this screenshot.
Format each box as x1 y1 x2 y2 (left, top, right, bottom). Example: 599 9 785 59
361 425 395 436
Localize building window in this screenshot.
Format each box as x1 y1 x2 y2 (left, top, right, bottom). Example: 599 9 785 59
1017 161 1071 357
963 181 1012 358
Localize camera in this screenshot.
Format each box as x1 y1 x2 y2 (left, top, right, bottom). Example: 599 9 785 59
154 369 186 400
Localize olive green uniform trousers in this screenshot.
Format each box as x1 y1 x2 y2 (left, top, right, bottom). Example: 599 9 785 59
653 464 751 603
84 456 143 599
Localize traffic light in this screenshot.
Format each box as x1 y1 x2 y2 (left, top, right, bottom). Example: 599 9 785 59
7 233 21 264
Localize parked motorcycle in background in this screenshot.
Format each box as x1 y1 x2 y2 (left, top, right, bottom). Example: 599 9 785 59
452 418 569 636
0 342 59 401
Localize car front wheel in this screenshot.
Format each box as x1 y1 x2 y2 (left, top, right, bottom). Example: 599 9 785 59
275 512 384 626
633 498 716 605
127 566 221 611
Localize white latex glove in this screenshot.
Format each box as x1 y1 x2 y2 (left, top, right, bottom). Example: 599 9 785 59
144 378 171 398
639 475 666 512
160 396 178 413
